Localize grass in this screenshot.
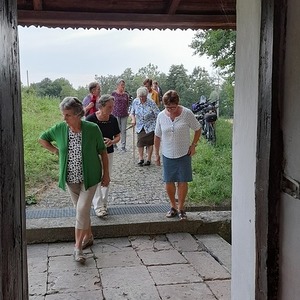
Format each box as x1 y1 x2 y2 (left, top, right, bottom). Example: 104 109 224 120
22 94 233 207
23 93 61 195
188 118 232 207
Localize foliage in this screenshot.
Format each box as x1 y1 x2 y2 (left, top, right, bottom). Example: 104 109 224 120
22 93 61 192
188 66 217 107
190 29 236 81
219 78 235 118
188 118 232 206
25 195 37 205
24 77 87 100
21 61 235 118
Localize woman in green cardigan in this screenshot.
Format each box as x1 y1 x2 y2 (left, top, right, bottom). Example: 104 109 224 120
39 97 109 263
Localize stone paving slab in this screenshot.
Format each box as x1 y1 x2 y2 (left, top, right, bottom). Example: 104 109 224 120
94 250 142 268
100 265 160 300
130 234 174 251
48 254 96 272
28 273 47 296
157 283 217 300
148 264 203 285
48 268 101 294
196 234 232 272
137 249 187 266
206 279 231 300
45 290 103 300
183 251 231 280
92 236 132 252
167 232 204 252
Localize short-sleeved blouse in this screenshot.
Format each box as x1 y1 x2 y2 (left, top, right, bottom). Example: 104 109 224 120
155 106 201 159
67 129 83 183
130 98 160 134
112 91 129 117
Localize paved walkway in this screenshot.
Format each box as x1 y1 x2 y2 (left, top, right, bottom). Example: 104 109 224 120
28 233 231 300
27 126 169 210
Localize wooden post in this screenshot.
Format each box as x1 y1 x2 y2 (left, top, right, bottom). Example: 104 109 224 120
0 0 29 299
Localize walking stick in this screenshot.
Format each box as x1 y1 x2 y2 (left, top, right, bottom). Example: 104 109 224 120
132 125 135 162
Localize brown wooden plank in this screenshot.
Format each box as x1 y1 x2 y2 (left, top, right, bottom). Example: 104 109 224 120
0 0 28 299
17 0 236 15
33 0 43 11
255 0 284 298
167 0 182 14
17 10 236 29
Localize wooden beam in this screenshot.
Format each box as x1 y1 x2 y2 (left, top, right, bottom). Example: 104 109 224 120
33 0 43 11
1 0 28 299
17 11 236 29
167 0 182 15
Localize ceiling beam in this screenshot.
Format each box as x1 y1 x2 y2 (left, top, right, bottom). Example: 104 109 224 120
17 11 236 29
32 0 43 11
167 0 182 15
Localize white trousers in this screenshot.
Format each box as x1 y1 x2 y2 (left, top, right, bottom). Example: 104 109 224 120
116 116 128 149
67 182 97 230
92 152 113 211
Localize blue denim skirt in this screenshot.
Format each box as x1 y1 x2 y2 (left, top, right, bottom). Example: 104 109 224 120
162 154 192 183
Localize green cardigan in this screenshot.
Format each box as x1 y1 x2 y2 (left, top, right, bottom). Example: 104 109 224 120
40 120 106 190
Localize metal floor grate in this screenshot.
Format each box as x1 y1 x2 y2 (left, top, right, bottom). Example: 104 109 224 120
26 204 170 219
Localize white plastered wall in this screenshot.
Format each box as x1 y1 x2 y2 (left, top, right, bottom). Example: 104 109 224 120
279 0 300 298
231 0 261 299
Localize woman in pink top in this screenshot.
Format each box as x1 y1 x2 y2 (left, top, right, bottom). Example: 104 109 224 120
112 79 130 151
82 82 101 117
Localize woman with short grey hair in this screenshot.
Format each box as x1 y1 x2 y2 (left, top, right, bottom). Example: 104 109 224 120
39 96 110 263
130 86 160 166
86 94 120 219
59 96 85 117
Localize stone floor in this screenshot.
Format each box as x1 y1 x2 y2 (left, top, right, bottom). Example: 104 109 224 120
28 233 231 300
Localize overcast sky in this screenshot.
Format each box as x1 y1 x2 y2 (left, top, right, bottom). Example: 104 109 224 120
18 27 213 89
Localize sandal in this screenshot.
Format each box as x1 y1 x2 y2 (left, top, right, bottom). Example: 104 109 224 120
178 210 187 220
137 159 144 166
143 160 151 166
82 235 94 250
166 207 178 218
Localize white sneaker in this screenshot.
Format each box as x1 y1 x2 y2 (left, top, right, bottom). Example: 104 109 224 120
95 207 108 217
73 248 86 263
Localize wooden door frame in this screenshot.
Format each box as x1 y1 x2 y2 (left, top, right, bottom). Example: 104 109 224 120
255 0 286 298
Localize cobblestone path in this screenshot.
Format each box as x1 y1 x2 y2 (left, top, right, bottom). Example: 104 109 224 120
27 127 169 210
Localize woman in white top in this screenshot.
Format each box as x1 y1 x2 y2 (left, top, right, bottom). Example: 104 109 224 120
154 90 201 220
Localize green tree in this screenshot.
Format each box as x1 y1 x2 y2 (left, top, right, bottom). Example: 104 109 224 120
120 68 136 97
76 86 88 101
190 29 236 80
219 78 234 118
188 67 215 107
35 78 55 97
52 78 76 99
165 64 190 106
95 74 118 94
137 63 160 80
